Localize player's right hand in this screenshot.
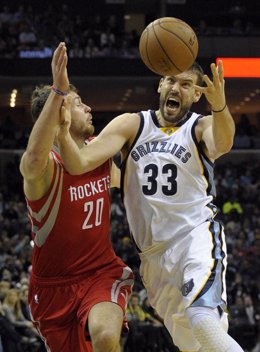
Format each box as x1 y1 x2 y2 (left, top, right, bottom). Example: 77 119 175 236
57 95 72 140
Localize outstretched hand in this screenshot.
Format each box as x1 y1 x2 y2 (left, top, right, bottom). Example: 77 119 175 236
51 42 69 92
57 95 72 140
194 60 226 112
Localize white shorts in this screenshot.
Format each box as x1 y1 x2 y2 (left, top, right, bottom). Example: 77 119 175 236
139 220 228 351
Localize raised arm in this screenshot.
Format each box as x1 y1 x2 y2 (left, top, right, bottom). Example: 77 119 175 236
20 42 69 199
194 60 235 160
58 97 140 174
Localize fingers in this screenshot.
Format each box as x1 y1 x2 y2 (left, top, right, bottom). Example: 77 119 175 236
56 45 67 72
217 60 225 86
60 51 68 72
52 42 67 71
193 84 206 93
60 106 67 125
52 42 69 91
60 95 72 124
210 61 225 87
58 103 71 139
203 74 213 87
52 42 65 64
217 60 224 76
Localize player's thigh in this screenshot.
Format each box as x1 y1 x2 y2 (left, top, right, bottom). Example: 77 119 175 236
88 301 123 337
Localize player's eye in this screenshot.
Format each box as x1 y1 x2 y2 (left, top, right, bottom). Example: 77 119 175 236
167 78 175 84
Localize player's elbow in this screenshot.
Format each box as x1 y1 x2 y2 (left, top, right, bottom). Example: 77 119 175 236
215 139 234 156
220 136 234 153
20 151 47 179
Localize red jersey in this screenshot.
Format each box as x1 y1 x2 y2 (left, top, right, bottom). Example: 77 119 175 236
26 148 119 278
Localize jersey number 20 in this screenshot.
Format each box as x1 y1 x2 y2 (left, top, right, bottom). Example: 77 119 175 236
142 163 177 196
82 198 104 229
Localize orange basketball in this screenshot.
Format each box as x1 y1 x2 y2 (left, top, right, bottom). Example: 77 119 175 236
139 17 198 76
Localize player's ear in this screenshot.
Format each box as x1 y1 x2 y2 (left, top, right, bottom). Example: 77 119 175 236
157 77 164 93
193 89 202 103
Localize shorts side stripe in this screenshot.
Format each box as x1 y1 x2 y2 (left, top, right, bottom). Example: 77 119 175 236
190 220 226 310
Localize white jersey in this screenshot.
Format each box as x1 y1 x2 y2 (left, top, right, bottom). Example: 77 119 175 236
121 109 217 252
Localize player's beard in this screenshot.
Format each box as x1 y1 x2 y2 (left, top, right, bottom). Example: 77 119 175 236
72 124 95 141
159 98 190 126
83 124 95 139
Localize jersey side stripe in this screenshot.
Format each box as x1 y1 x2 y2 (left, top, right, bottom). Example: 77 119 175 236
34 167 64 247
27 160 61 222
191 116 215 197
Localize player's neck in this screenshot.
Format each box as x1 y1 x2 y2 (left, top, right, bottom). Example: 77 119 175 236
72 135 87 149
156 110 188 127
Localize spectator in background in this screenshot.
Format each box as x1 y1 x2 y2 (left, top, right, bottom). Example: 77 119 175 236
222 195 243 218
125 293 150 351
142 296 177 351
0 300 28 352
229 294 258 351
19 284 31 322
233 129 254 148
18 22 37 49
126 292 148 323
0 280 11 301
84 37 101 58
126 293 174 352
0 5 12 26
2 289 37 336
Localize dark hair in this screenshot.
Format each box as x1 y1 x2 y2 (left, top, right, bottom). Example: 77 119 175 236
161 61 204 86
30 83 77 122
187 61 204 86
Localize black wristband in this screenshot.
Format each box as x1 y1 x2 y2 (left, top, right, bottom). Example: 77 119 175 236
212 104 227 113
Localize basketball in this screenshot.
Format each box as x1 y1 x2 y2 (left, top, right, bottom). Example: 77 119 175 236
139 17 198 76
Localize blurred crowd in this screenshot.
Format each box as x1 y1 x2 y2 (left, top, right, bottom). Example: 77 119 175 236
0 1 259 59
0 3 139 59
0 144 259 351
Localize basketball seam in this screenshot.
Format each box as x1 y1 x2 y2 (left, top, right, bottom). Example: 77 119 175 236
157 19 197 59
145 29 157 74
159 18 196 34
152 22 182 74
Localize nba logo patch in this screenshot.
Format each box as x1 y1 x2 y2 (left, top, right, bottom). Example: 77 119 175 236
181 279 194 296
34 294 39 304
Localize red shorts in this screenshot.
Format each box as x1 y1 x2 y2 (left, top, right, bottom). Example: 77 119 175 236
29 259 134 352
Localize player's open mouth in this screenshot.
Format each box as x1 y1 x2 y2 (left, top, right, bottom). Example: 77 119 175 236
166 97 180 111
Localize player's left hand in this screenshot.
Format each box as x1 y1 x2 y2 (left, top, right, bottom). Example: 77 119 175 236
57 95 72 139
51 42 69 93
194 60 226 112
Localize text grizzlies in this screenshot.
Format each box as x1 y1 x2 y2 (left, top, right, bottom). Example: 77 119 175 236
131 141 191 163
